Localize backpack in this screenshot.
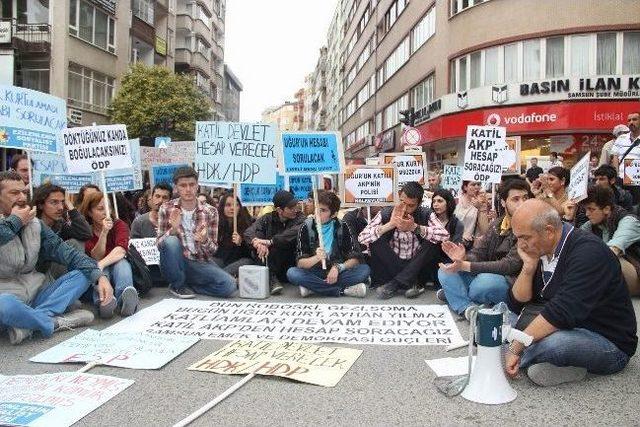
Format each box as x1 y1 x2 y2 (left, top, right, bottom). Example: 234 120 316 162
126 244 153 296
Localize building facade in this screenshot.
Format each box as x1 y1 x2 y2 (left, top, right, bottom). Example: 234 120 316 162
222 63 242 121
331 0 640 170
262 99 303 131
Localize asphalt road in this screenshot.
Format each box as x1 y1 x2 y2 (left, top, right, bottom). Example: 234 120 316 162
1 287 637 426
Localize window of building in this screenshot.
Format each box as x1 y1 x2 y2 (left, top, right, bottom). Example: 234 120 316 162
411 6 435 53
375 111 383 135
167 28 174 55
523 39 540 80
382 36 409 85
412 74 434 111
470 51 481 89
380 0 409 39
545 36 564 78
571 34 590 76
459 56 467 91
197 4 211 28
69 0 116 53
596 33 616 75
504 43 518 83
449 60 456 92
18 59 50 93
450 0 490 16
382 94 408 131
623 32 640 74
484 47 499 85
347 34 356 55
67 63 115 114
357 5 370 39
133 0 154 25
16 0 49 24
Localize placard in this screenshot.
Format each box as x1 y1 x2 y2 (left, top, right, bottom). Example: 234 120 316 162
30 329 198 369
61 124 131 174
287 175 313 200
281 131 343 175
188 340 362 387
567 151 590 201
462 125 506 184
0 373 133 427
130 238 160 265
340 165 397 207
107 299 464 346
239 173 286 206
0 84 66 153
379 152 427 189
502 136 521 175
103 138 143 192
150 163 189 187
195 121 277 184
140 141 195 170
442 165 462 197
623 159 640 186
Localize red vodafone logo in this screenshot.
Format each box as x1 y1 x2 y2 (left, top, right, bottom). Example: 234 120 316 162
487 113 501 126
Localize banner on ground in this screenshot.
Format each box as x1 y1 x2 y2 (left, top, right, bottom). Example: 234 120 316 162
379 152 426 189
140 141 195 170
281 131 343 175
0 84 66 153
567 151 590 202
0 372 133 427
195 121 277 185
462 125 506 184
150 163 189 187
106 299 464 346
287 175 313 200
30 329 198 369
623 159 640 186
239 173 286 206
340 165 397 207
189 340 362 387
130 238 160 265
61 124 131 174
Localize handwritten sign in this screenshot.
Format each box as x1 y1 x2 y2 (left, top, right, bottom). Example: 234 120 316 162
195 121 277 184
188 340 362 387
379 152 426 189
61 124 131 174
287 175 313 200
0 84 66 153
281 131 343 175
442 165 462 197
140 141 195 170
341 165 397 206
130 238 160 265
150 163 189 187
567 152 590 201
462 125 506 184
239 173 286 206
623 159 640 186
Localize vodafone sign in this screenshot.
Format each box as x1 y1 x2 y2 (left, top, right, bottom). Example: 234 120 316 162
417 101 638 143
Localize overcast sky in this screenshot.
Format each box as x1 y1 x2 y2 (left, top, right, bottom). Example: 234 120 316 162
224 0 338 121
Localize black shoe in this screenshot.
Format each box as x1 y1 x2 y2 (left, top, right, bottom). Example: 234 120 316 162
404 285 425 299
169 286 196 299
376 282 399 299
270 276 284 295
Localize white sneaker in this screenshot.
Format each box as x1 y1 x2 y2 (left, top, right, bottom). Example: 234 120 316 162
119 286 139 317
344 283 367 298
299 286 312 297
8 327 32 345
54 309 95 331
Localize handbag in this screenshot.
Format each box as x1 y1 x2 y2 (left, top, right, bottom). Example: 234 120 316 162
126 244 153 296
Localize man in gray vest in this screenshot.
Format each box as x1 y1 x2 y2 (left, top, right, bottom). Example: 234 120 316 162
0 171 113 344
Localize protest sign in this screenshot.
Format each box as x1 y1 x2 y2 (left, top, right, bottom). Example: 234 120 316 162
36 174 94 193
30 329 198 369
501 136 521 175
567 151 590 202
0 372 132 427
61 124 131 174
462 125 506 184
130 238 160 265
104 138 143 192
107 299 464 346
281 131 343 175
188 340 362 387
239 173 286 206
340 165 397 207
150 163 189 187
287 175 313 200
365 157 379 165
0 84 66 153
195 121 277 184
623 159 640 186
140 141 195 170
442 165 462 197
379 152 426 189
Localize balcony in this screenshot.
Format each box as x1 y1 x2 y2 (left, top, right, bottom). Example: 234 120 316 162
211 41 223 60
9 20 51 54
175 48 211 77
176 14 193 32
156 0 169 16
193 18 212 38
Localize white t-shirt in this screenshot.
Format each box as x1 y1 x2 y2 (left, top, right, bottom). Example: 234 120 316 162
612 133 640 177
181 208 196 253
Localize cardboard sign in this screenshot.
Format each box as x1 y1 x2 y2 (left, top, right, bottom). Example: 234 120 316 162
30 329 198 369
107 299 465 346
188 340 362 387
567 151 590 201
0 84 66 153
287 175 313 200
195 121 277 184
61 124 131 174
379 152 426 189
623 159 640 186
281 131 343 175
140 141 195 170
103 138 143 192
130 238 160 265
442 165 462 197
239 173 286 206
462 125 506 184
35 173 94 193
150 163 189 187
340 165 397 207
0 373 133 427
502 136 521 175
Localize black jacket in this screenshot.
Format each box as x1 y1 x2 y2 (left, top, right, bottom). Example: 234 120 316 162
243 211 305 250
296 217 362 268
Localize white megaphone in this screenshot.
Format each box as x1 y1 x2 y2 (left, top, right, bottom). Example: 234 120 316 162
461 305 533 405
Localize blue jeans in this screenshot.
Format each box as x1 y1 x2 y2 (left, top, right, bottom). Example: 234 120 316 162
0 270 90 337
521 328 630 375
159 236 236 297
92 258 134 305
286 264 371 296
437 270 509 314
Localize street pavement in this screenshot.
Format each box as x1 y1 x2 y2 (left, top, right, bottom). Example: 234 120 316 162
1 286 637 426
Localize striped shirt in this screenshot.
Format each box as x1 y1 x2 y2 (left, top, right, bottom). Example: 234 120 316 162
359 210 449 260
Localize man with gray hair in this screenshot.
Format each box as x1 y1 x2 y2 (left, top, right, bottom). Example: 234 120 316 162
506 199 637 386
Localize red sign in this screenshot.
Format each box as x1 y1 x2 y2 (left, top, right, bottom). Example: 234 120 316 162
417 101 639 144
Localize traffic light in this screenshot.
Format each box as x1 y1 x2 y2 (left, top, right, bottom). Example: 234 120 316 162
399 108 415 127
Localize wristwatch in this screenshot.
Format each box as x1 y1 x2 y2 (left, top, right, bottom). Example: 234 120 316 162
507 342 523 357
335 263 346 273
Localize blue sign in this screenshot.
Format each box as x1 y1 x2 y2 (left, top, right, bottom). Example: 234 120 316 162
104 138 143 192
239 173 286 206
154 136 171 148
287 175 313 200
150 163 189 187
281 132 342 175
0 84 67 153
37 173 94 193
0 402 54 425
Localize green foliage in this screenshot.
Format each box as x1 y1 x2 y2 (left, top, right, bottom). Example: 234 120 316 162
108 64 211 141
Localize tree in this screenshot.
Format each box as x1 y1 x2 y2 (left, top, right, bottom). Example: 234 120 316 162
109 64 211 142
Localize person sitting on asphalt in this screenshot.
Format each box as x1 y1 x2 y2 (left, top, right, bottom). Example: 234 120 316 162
0 171 112 345
438 178 530 320
359 181 449 299
506 199 637 387
592 164 634 211
287 191 370 298
157 166 237 299
532 166 569 215
244 190 305 295
213 192 255 277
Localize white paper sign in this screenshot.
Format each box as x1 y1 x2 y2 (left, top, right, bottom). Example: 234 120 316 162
442 165 462 196
130 238 160 265
61 124 132 174
30 329 198 369
0 372 133 427
106 299 465 346
567 151 590 202
462 125 506 184
426 356 476 377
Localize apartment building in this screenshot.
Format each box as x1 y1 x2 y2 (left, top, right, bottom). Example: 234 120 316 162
222 63 242 121
262 98 304 132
